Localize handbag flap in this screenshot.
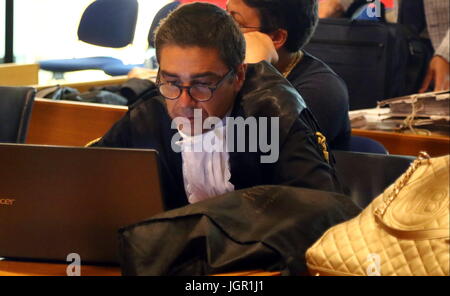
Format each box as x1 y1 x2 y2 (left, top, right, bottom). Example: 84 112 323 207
305 154 449 276
377 155 449 238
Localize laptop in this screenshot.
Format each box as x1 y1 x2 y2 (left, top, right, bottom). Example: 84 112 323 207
0 143 164 265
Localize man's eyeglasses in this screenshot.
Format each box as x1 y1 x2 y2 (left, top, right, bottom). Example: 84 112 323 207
157 69 234 102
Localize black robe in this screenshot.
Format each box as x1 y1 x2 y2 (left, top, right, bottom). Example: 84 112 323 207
94 62 343 210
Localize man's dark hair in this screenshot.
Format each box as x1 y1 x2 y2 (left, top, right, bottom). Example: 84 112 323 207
155 2 246 70
242 0 318 52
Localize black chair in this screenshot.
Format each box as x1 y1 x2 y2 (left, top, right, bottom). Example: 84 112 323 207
332 150 415 208
349 135 388 154
0 86 36 143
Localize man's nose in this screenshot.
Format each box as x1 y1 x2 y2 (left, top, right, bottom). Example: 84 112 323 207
177 87 197 108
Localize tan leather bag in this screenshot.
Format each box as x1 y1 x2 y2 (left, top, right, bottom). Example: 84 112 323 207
306 152 449 276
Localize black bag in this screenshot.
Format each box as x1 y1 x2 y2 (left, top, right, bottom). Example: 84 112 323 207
304 18 433 110
36 86 128 105
90 78 156 105
35 78 157 106
117 185 360 276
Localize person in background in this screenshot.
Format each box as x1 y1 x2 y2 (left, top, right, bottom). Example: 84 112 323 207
95 3 343 210
226 0 351 150
319 0 450 93
128 0 227 79
180 0 226 8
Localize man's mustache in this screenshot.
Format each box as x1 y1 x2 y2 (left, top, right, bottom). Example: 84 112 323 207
174 107 205 119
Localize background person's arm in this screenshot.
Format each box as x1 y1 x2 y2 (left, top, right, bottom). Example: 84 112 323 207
318 0 353 18
420 30 450 92
243 32 279 64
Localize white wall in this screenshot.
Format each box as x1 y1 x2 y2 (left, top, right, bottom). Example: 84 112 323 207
0 0 5 59
13 0 170 64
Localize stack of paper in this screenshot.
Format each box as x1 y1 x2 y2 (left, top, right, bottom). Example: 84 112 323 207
350 90 450 136
378 90 449 119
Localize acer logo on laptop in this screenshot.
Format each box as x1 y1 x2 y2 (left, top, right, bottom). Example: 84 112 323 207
0 199 15 206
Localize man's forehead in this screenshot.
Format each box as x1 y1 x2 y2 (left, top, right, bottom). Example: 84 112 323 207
158 45 228 78
160 70 222 79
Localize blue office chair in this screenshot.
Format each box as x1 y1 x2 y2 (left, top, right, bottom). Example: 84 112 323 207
102 60 147 77
0 86 36 143
348 135 388 154
102 1 181 76
39 0 139 78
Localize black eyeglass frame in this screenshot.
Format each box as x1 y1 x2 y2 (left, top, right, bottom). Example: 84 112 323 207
156 69 235 102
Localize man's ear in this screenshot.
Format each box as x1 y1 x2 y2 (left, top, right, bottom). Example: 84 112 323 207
234 63 247 91
268 29 288 50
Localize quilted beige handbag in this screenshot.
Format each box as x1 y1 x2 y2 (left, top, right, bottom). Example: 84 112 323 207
306 152 449 276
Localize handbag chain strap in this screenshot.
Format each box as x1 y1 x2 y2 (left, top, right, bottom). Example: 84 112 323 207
374 151 431 218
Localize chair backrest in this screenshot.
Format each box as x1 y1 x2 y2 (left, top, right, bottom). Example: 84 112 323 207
147 1 181 48
349 135 388 154
0 87 36 143
333 150 415 208
78 0 139 48
147 1 227 48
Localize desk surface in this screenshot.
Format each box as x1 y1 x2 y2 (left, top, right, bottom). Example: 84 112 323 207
27 98 127 146
0 260 281 276
0 63 39 86
34 76 129 93
352 129 450 157
27 99 450 157
0 260 121 276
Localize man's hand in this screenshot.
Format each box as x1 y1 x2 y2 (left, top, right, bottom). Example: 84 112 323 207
419 55 450 93
318 0 345 18
244 31 279 64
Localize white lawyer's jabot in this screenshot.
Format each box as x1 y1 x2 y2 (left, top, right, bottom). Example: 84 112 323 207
176 118 234 204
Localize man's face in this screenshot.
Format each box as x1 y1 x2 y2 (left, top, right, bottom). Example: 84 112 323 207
158 45 245 134
226 0 261 33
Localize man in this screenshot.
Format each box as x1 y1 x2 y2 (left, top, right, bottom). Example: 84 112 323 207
226 0 351 150
94 3 342 210
319 0 450 93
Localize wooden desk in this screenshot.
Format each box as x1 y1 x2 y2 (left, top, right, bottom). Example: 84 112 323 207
0 260 121 276
33 69 156 93
27 98 127 146
34 76 130 93
27 74 158 146
0 260 280 276
0 63 39 86
352 129 450 157
26 98 449 157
